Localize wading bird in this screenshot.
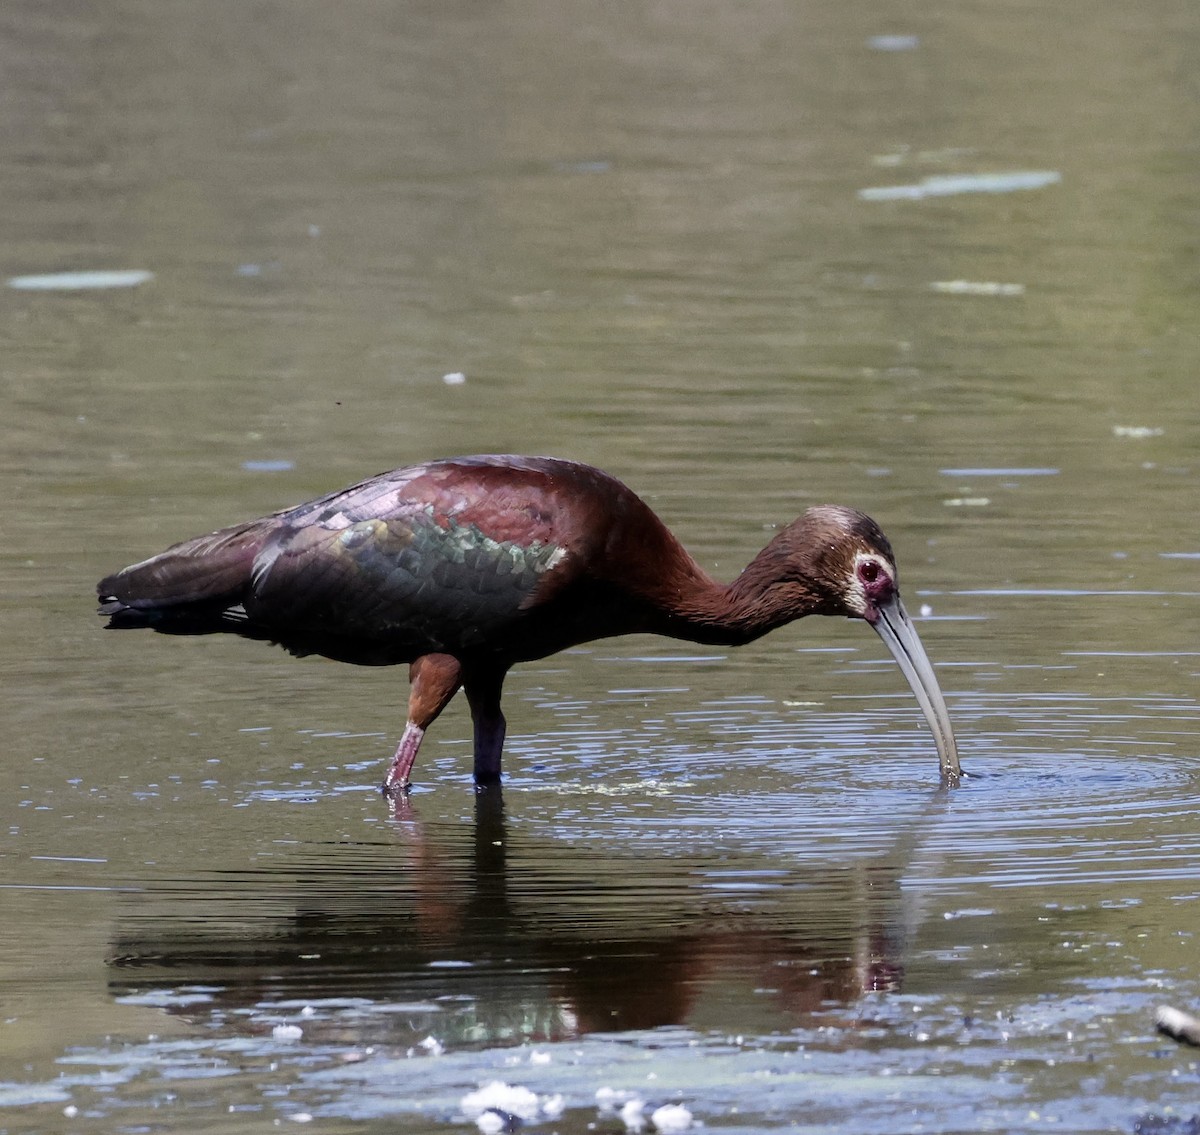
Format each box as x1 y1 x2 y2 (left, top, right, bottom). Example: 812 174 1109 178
98 456 961 791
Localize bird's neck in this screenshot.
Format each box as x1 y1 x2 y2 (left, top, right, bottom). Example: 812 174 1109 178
651 538 823 646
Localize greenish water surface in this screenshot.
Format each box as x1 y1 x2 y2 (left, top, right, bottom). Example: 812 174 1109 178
2 3 1198 1132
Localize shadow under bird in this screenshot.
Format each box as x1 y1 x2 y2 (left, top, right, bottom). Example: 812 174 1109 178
97 455 961 791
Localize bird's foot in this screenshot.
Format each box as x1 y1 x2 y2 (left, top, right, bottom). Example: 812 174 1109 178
939 763 974 789
385 788 420 824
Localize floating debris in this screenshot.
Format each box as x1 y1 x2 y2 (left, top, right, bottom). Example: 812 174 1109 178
236 261 283 278
868 34 919 50
940 467 1059 476
859 171 1061 201
271 1024 304 1041
651 1104 694 1132
944 497 990 507
873 146 976 168
8 269 154 291
242 460 295 473
621 1098 646 1131
1112 425 1163 439
1155 1005 1200 1047
460 1082 542 1123
474 1112 506 1135
443 372 467 386
554 159 612 174
931 280 1025 296
598 1086 639 1109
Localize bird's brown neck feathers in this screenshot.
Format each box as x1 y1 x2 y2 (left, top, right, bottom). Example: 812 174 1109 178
635 526 831 647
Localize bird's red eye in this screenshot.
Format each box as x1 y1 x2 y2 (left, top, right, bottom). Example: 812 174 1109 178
860 560 881 584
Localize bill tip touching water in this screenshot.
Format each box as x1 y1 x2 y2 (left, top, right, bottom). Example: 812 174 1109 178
96 455 961 793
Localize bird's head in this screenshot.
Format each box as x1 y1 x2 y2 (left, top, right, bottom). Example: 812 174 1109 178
784 505 899 623
781 505 961 784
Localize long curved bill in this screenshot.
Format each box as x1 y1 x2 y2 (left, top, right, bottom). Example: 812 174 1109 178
871 594 961 786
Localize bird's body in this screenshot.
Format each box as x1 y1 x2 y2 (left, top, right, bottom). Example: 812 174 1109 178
98 455 961 789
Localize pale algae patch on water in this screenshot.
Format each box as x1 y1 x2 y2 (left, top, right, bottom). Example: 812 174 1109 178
7 269 155 290
858 170 1061 201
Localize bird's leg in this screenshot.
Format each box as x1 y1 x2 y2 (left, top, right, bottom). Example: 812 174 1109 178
464 669 508 786
382 653 463 795
384 723 425 796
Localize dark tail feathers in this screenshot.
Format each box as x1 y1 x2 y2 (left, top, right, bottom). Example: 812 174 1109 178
97 518 277 633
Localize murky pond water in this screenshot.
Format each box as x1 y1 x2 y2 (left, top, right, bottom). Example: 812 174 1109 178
3 2 1200 1132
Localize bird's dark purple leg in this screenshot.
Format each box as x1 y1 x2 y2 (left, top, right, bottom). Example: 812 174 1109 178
382 653 463 795
464 670 508 786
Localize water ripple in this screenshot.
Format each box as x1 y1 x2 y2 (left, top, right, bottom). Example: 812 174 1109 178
515 689 1200 893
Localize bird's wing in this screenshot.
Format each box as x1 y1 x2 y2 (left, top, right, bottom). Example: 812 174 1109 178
247 504 568 652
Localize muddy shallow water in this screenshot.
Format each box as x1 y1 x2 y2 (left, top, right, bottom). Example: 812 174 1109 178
3 2 1200 1132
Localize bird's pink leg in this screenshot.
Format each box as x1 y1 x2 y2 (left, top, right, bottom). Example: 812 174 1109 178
465 670 508 786
382 653 463 795
384 722 426 796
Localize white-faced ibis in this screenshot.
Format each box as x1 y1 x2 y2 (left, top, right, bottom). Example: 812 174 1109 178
98 455 961 790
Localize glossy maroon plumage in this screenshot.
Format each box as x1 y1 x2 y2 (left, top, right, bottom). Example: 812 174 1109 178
98 455 961 790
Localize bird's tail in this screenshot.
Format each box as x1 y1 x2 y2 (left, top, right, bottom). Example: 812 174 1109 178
97 518 277 633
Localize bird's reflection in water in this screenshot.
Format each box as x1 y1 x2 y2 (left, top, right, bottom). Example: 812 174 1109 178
109 789 934 1046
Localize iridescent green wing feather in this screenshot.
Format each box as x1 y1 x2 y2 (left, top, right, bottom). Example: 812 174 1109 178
248 505 566 652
